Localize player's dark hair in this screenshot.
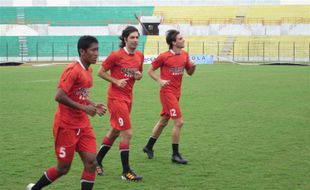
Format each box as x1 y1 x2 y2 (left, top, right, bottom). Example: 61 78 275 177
77 35 98 56
166 29 180 49
119 26 140 48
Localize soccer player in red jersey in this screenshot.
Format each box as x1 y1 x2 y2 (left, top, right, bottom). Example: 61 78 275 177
96 26 143 181
143 29 196 164
26 36 106 190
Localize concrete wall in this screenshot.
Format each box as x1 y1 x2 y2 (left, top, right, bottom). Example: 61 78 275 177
1 0 309 6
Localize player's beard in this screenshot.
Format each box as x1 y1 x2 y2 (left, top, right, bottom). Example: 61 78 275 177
177 42 185 49
129 43 138 51
132 42 138 49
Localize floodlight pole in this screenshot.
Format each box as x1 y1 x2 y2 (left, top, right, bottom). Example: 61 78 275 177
232 42 235 61
6 42 8 61
217 42 219 62
142 43 145 53
247 41 250 62
293 42 295 63
67 43 69 61
202 42 205 55
263 42 265 63
278 42 280 62
157 41 159 55
21 42 23 62
36 42 38 62
52 42 55 62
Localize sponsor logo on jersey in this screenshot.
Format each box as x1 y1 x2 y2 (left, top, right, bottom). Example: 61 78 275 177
169 66 184 75
121 68 139 78
76 88 90 100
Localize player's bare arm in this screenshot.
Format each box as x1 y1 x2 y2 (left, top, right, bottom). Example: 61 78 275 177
87 99 96 106
98 66 128 88
186 61 196 76
148 66 170 87
55 88 96 116
98 66 117 83
87 100 107 116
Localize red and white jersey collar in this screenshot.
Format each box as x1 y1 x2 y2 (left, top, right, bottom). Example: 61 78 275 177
123 47 135 55
77 59 86 70
170 49 181 55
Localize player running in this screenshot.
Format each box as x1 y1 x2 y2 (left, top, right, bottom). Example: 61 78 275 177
96 26 143 181
27 36 106 190
143 29 196 164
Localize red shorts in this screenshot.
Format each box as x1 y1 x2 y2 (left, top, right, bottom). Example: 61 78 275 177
160 93 182 119
53 125 96 163
108 98 132 131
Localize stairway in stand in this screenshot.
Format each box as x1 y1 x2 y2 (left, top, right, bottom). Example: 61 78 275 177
17 7 28 61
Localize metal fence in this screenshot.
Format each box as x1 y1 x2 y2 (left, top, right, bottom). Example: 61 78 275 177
0 41 309 63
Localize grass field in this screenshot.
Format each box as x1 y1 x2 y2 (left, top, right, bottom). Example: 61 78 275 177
0 64 309 190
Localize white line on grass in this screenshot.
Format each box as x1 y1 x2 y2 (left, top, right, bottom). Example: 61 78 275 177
19 79 103 84
0 78 109 84
20 79 55 83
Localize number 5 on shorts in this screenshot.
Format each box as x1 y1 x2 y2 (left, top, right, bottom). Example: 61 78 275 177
59 147 66 158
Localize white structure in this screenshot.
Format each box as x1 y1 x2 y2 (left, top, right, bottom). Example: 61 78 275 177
6 25 38 36
1 23 309 36
48 26 109 36
0 0 309 36
108 24 142 36
1 0 309 6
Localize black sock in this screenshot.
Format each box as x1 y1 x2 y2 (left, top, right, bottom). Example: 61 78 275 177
96 145 111 166
32 174 52 190
120 150 130 173
172 144 179 156
145 136 157 150
81 181 94 190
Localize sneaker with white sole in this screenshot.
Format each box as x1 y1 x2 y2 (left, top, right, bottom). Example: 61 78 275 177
96 164 105 176
121 170 142 181
26 183 35 190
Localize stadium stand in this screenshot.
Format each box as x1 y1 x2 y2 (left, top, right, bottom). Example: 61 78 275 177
154 5 310 25
0 6 154 26
0 7 17 24
144 35 228 55
0 36 19 57
0 6 151 61
154 6 240 24
0 35 147 61
245 5 310 20
143 35 310 62
234 36 310 61
0 1 309 63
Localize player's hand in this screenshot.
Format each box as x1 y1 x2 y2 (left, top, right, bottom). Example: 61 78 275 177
158 79 170 87
115 78 129 88
95 103 107 116
187 61 196 76
191 62 196 68
134 71 142 80
83 104 97 117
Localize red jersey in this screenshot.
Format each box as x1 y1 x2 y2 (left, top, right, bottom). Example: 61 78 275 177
102 48 144 102
54 60 93 129
151 50 192 96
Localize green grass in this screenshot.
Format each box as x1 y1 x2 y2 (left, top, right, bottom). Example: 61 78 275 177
0 64 309 190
